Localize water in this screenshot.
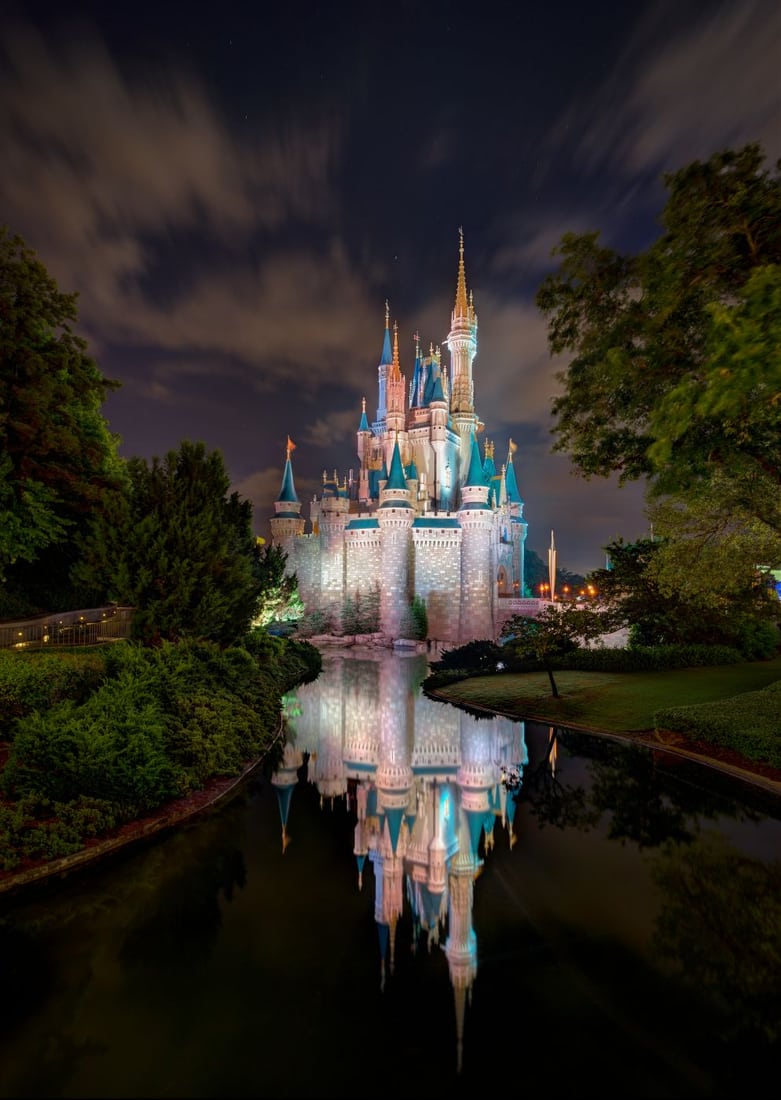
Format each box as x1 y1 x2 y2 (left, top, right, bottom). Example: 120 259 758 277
1 649 779 1099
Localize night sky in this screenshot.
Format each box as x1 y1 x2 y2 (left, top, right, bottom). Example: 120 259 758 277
3 0 780 574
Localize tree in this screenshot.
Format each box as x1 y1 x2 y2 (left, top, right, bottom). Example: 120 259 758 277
539 144 781 496
592 537 777 652
500 605 612 698
92 441 263 646
252 543 303 628
410 595 428 641
537 144 781 599
0 227 126 610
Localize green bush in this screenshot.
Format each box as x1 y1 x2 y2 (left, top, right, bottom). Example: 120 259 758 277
554 644 744 673
654 681 781 768
0 649 105 736
734 618 781 660
0 634 318 871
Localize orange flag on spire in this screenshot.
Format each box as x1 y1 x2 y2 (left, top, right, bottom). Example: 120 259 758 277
286 436 296 459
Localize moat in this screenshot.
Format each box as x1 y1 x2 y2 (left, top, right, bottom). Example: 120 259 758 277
0 649 779 1098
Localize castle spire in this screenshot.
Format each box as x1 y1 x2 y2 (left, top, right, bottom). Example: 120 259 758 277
454 226 469 318
391 320 401 379
276 438 299 503
358 396 370 432
380 299 393 366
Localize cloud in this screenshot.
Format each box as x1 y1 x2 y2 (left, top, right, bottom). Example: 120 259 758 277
0 18 343 354
560 0 781 176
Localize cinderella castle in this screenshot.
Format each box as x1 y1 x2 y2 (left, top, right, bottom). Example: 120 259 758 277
270 233 529 644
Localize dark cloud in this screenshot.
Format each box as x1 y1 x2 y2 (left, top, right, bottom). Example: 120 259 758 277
2 4 774 575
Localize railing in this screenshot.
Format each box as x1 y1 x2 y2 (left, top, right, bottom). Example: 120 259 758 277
0 605 134 649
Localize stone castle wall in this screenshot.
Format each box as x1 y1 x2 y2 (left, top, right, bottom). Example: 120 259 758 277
412 528 462 642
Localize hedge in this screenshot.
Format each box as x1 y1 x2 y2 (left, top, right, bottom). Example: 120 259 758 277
654 681 781 768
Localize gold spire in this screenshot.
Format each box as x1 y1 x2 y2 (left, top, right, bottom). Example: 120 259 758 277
484 439 494 459
385 298 390 329
391 319 401 379
454 226 469 317
361 396 366 413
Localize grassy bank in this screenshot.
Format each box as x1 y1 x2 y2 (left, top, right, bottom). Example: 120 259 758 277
429 656 781 733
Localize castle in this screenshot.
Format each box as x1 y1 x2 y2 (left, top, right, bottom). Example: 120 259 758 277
270 233 529 644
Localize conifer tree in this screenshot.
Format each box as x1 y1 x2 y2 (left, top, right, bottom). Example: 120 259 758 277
0 227 125 612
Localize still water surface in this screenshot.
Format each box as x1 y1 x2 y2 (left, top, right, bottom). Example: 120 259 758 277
1 649 779 1098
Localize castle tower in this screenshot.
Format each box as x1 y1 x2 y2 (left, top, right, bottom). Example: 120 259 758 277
377 436 414 639
356 397 372 503
445 230 480 483
374 300 393 431
270 437 305 557
385 321 408 469
457 433 494 641
504 439 528 596
318 469 349 620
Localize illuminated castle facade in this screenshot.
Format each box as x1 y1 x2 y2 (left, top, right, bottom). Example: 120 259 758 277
270 234 528 643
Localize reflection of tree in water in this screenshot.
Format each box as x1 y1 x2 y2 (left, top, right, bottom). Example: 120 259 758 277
652 832 781 1047
118 808 248 977
515 729 599 832
519 728 763 849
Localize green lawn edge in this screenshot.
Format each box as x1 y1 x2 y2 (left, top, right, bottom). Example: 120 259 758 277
428 656 781 734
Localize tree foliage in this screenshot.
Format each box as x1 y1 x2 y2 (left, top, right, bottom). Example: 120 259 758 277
0 228 125 610
592 537 778 654
538 144 781 616
252 543 303 627
87 441 264 646
538 144 781 506
500 605 613 697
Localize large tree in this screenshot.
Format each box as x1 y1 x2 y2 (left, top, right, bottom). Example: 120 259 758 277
588 537 776 653
537 144 781 598
92 441 264 646
0 227 125 612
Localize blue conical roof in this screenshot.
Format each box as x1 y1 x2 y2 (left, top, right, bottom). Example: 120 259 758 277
406 459 418 481
385 807 405 855
273 783 294 827
505 453 523 505
429 368 445 404
465 434 486 487
359 406 370 432
380 320 393 366
410 348 423 407
385 438 407 490
276 457 299 504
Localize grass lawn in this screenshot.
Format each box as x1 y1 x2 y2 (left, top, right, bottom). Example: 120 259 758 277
430 655 781 732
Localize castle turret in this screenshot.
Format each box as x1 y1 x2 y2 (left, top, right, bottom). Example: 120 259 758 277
377 436 414 638
446 230 480 483
270 437 305 555
374 300 393 431
357 396 373 504
318 469 349 620
385 321 407 465
457 433 494 641
504 439 528 597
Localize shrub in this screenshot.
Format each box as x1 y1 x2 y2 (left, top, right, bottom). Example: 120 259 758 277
0 649 105 736
654 681 781 768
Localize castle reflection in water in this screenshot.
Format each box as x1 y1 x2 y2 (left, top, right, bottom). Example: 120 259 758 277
270 647 549 1070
